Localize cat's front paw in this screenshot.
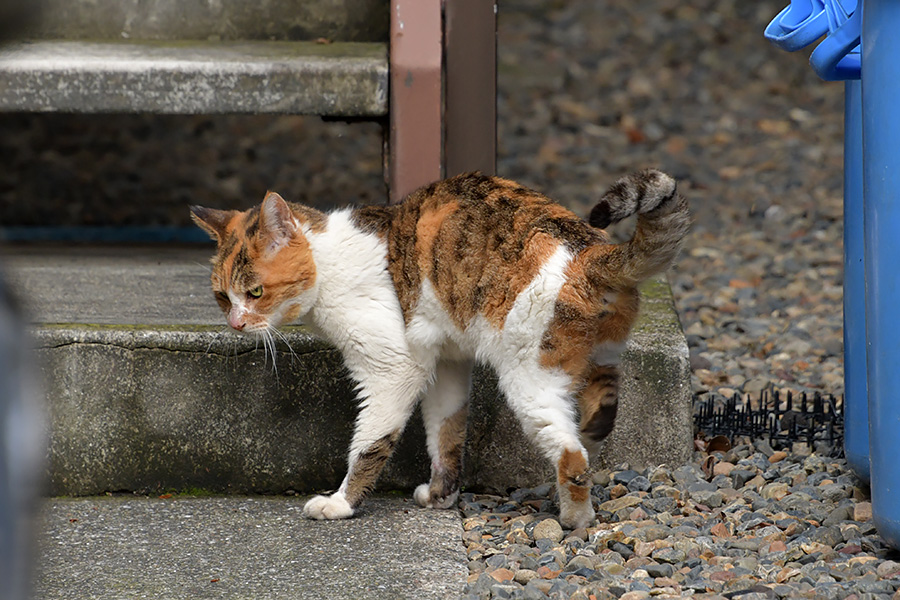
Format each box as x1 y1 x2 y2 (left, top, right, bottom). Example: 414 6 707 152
302 493 354 520
413 483 459 509
559 499 595 530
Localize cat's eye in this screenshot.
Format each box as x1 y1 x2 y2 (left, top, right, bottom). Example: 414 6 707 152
248 286 263 298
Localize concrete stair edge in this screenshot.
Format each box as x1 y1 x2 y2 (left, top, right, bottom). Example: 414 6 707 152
34 275 691 497
0 40 388 116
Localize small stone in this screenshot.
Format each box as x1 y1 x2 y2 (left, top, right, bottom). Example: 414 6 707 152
634 524 672 542
491 584 524 600
599 495 643 513
755 440 775 458
768 451 788 463
619 592 650 600
564 555 595 573
692 490 724 508
627 476 652 493
822 506 852 527
652 547 687 564
523 579 552 600
761 482 790 500
853 501 873 522
613 469 642 485
714 461 735 477
876 560 900 578
819 483 849 503
535 565 561 580
514 569 539 585
812 526 844 547
645 562 675 578
731 469 757 489
609 541 634 558
532 519 564 544
489 568 515 583
609 483 629 499
631 568 650 579
710 522 732 538
634 540 655 557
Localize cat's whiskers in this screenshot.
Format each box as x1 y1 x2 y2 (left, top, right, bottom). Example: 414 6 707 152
192 261 213 274
261 328 280 380
203 326 229 356
270 326 299 365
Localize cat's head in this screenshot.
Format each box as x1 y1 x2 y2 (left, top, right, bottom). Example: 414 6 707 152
190 192 318 333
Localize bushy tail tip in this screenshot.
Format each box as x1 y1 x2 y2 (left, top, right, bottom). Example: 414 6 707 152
588 169 677 229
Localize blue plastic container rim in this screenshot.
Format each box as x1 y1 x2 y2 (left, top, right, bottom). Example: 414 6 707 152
766 0 861 80
765 0 830 51
810 1 861 80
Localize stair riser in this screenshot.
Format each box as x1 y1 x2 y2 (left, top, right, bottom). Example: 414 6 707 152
28 0 388 42
36 274 691 497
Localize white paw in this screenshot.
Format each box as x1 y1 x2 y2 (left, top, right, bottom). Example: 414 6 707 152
560 502 595 530
302 493 354 520
414 483 459 509
413 483 431 507
558 486 595 530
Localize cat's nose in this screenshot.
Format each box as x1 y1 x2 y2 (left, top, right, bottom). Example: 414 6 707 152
228 314 246 331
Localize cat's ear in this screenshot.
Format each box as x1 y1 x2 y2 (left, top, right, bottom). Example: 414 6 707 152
190 206 235 242
260 191 296 256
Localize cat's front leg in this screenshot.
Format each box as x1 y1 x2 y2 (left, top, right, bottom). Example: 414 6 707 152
414 360 472 510
303 431 402 520
303 354 430 520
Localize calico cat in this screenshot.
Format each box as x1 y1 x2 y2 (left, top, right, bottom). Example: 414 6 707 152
190 169 689 529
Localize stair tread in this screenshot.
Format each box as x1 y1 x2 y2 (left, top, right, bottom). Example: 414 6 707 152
0 40 388 115
4 245 221 326
35 496 466 600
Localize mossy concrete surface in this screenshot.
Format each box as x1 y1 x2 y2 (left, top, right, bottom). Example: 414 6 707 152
10 246 690 495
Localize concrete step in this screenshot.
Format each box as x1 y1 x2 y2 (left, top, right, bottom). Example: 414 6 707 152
0 40 387 116
4 244 691 496
35 495 465 600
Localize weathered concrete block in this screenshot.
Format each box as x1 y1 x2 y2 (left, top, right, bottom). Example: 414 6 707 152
0 40 388 116
35 275 690 496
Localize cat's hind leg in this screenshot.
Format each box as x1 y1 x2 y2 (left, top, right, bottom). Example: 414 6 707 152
577 361 622 458
414 360 472 509
496 366 595 530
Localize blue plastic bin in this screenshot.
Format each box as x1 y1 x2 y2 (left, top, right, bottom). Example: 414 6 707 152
767 0 900 548
860 0 900 549
765 0 868 480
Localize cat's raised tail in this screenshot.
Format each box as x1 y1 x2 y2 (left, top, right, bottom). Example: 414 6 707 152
587 169 691 286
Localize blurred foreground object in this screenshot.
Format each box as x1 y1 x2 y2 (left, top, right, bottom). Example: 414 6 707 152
0 276 43 600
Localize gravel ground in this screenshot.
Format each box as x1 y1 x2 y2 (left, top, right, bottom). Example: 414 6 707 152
459 442 893 600
1 0 878 597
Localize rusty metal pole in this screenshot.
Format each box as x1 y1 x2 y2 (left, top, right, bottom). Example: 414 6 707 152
388 0 443 203
443 0 497 177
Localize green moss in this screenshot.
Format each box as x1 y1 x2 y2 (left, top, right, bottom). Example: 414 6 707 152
638 276 675 302
634 277 684 337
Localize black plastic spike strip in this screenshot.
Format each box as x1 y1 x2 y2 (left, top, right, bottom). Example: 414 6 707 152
694 390 844 455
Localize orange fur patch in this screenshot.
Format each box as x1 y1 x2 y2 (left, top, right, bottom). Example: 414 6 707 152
578 364 620 442
557 448 590 503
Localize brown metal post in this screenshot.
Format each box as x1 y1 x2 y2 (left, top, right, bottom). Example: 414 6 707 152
388 0 443 204
443 0 497 177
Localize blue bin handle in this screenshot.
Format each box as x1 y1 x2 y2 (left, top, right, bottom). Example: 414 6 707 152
765 0 829 51
810 5 861 80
